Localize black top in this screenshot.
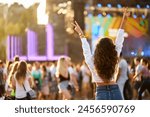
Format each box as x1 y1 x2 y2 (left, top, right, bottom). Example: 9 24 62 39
59 73 70 83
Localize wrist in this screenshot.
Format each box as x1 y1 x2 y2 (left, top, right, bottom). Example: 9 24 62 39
79 34 85 38
79 33 83 36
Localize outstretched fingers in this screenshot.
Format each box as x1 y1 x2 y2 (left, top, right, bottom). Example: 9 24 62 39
71 22 76 27
123 7 130 16
75 21 79 26
123 7 128 13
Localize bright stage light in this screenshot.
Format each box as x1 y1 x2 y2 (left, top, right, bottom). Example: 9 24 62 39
133 14 137 19
107 14 111 18
141 51 144 56
142 14 146 19
117 4 122 8
146 5 150 8
97 3 102 8
137 4 140 9
107 4 112 8
98 14 102 18
131 52 135 56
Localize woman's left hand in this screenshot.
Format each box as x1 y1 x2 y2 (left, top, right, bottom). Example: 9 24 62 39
72 21 84 37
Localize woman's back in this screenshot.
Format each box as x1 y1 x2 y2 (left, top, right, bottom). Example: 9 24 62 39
72 7 129 99
15 76 31 98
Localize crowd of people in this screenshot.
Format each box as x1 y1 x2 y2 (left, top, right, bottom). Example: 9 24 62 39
0 56 94 100
0 55 150 100
0 8 150 100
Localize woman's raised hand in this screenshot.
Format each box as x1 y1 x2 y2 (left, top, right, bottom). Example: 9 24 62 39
120 7 130 29
123 7 130 17
72 21 84 37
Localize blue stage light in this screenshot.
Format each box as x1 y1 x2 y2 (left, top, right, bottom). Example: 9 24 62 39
107 4 112 8
142 14 146 19
107 14 111 18
97 4 102 8
137 4 140 9
141 51 144 56
146 5 150 9
133 14 137 19
98 14 102 18
117 4 122 8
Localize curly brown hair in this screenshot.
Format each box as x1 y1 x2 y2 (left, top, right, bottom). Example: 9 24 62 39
94 37 118 82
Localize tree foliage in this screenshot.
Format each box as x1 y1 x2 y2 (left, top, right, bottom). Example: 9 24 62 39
0 2 39 60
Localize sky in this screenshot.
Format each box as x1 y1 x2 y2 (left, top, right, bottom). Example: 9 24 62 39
0 0 48 24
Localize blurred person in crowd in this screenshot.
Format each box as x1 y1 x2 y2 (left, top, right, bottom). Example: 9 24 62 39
31 62 42 99
0 60 5 100
123 59 135 100
6 61 13 76
132 57 143 99
27 63 32 72
50 61 57 80
13 55 20 62
116 52 128 99
0 60 7 81
72 8 129 100
128 59 135 78
27 64 35 88
5 62 13 94
66 57 79 98
0 87 5 100
133 58 150 100
12 61 32 100
56 57 71 100
80 61 91 99
75 63 83 97
50 61 59 100
5 62 19 99
45 62 52 73
41 65 49 100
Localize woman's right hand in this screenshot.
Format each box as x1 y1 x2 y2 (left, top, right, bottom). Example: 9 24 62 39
120 7 130 29
72 21 84 37
123 7 130 17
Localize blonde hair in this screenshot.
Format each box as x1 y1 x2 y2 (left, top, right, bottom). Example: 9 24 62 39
7 62 19 87
56 57 68 78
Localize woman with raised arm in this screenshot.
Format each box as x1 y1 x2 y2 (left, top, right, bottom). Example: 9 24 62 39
73 8 129 100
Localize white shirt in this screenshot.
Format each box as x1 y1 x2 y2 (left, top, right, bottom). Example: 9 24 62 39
15 75 31 98
135 64 143 81
80 64 90 83
50 65 56 78
68 67 74 75
81 29 124 83
68 66 77 84
117 58 128 83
